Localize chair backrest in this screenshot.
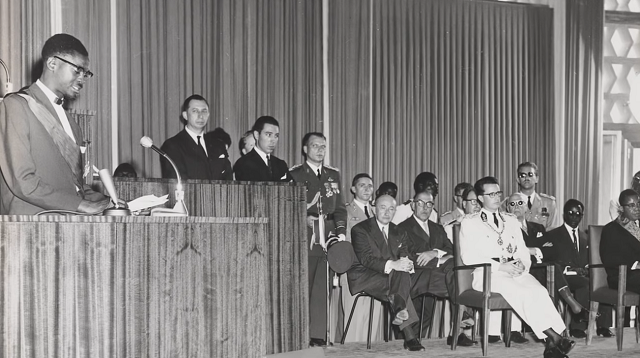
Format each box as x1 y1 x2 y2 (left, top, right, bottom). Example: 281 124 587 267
588 225 608 291
452 223 473 296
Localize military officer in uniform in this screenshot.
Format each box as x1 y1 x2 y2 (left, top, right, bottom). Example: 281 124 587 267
440 182 473 226
516 161 559 229
460 177 573 358
290 132 347 346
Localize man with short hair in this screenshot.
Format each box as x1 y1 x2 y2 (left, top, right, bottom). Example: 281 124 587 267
233 116 291 181
398 190 476 346
349 195 431 351
544 199 613 338
290 132 347 346
460 177 573 358
160 95 232 180
0 33 110 214
440 182 473 226
516 161 558 229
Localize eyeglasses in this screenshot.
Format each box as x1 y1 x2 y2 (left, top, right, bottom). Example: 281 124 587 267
464 199 479 205
621 202 640 209
482 191 503 198
414 200 434 208
518 172 536 178
508 200 525 207
54 56 94 79
567 210 584 216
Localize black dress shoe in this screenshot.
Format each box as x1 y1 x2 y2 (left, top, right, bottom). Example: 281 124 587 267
488 335 501 343
569 329 586 338
309 338 327 347
543 346 568 358
404 338 425 351
556 337 576 355
447 333 476 346
510 331 529 343
597 327 614 337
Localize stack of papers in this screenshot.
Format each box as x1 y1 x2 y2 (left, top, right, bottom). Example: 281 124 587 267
127 194 169 212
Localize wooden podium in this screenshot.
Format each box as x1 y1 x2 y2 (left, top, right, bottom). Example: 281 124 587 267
0 180 309 357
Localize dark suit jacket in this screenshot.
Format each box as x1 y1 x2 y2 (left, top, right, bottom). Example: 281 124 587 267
348 218 409 296
398 216 453 265
0 83 105 214
160 129 232 180
543 225 588 268
600 220 640 284
522 221 547 248
233 148 291 182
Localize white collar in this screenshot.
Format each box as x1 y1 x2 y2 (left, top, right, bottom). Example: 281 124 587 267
184 126 205 144
35 79 62 106
253 146 270 164
376 220 389 234
456 207 465 216
306 161 323 174
353 199 368 212
564 223 578 237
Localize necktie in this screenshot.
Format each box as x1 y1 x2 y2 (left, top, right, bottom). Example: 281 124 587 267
267 155 272 175
316 168 321 179
382 226 388 242
197 136 207 157
364 206 370 218
572 229 579 253
422 221 430 236
527 196 532 210
493 213 500 228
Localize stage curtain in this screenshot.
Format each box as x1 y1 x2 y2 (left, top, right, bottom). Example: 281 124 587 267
330 0 555 209
328 0 372 189
563 0 604 226
114 0 322 178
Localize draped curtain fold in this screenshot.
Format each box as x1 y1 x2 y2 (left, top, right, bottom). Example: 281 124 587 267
564 0 603 226
356 0 555 210
115 0 322 178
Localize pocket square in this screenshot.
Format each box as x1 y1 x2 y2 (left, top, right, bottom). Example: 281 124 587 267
536 232 543 238
280 174 287 180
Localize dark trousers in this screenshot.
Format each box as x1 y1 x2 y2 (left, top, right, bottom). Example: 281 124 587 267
309 245 327 339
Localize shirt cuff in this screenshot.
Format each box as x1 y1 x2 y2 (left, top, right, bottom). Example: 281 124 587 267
632 261 639 270
384 260 392 274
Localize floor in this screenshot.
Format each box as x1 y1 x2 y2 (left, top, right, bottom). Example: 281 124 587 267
321 329 640 358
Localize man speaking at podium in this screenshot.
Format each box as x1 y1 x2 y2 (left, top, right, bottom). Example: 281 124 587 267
0 34 109 215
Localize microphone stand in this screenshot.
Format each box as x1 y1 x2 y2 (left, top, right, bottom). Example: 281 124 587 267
151 154 188 217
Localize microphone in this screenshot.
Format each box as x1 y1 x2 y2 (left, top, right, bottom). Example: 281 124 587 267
140 136 188 216
98 168 130 216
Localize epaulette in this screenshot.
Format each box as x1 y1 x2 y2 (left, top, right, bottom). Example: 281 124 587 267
289 163 303 171
464 212 481 219
502 212 517 219
539 193 556 201
323 164 340 172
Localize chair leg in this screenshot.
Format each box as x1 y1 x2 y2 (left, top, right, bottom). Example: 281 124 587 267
450 304 463 350
341 293 362 344
481 306 489 356
472 309 478 341
503 310 513 348
616 305 625 351
636 306 639 344
367 297 374 349
428 296 438 339
439 299 447 338
586 301 599 346
383 304 389 342
419 295 427 342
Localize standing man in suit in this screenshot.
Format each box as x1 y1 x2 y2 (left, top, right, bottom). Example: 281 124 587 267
545 199 612 338
601 189 640 295
290 132 347 346
349 195 433 351
0 34 109 215
460 177 573 358
233 116 291 181
516 161 559 229
398 190 476 346
160 95 232 180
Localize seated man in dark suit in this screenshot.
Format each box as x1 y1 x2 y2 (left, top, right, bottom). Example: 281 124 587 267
160 95 232 180
398 190 476 346
349 195 434 351
601 189 640 295
233 116 292 182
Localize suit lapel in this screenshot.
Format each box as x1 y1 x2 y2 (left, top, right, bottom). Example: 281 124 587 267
411 217 431 247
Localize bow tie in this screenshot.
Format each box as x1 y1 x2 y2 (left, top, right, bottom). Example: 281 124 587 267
54 97 64 106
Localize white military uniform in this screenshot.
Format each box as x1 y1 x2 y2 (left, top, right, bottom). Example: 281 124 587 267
459 209 565 338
